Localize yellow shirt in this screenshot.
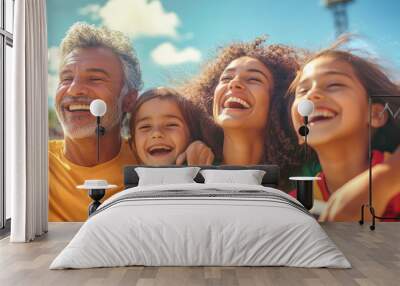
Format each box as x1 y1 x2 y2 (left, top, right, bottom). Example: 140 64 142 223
49 139 138 222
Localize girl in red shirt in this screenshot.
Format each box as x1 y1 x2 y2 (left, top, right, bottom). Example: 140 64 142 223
288 36 400 221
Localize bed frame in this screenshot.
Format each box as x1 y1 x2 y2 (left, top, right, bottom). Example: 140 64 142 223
123 165 280 189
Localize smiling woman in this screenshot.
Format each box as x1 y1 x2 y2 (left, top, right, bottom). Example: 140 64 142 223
182 38 304 185
213 56 273 134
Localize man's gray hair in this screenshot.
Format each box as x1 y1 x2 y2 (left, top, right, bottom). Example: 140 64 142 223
59 22 143 92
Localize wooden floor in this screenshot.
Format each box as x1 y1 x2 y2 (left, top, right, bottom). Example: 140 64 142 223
0 223 399 286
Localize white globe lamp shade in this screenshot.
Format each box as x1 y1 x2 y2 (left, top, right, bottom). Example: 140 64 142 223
297 99 314 117
90 99 107 117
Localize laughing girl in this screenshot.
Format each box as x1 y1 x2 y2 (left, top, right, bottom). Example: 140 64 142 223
289 39 400 221
131 87 221 166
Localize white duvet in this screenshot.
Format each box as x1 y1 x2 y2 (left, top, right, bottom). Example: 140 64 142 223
50 183 351 269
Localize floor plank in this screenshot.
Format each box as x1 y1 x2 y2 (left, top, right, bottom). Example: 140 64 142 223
0 222 399 286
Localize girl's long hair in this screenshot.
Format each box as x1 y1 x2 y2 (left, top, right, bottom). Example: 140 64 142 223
288 35 400 153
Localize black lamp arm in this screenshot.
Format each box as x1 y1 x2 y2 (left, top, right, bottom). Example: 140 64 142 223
95 116 106 163
95 117 106 136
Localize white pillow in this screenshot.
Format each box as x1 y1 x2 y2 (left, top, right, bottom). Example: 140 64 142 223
135 167 201 186
200 169 266 185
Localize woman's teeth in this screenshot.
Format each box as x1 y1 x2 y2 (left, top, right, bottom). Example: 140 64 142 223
223 97 251 109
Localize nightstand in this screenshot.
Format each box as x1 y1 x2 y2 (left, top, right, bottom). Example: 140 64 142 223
77 180 117 216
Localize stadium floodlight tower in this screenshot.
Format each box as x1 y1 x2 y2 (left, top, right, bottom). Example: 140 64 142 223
324 0 354 37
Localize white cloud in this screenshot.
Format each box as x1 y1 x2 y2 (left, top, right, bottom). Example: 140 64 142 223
346 38 380 58
48 46 61 100
79 4 101 21
48 46 61 73
151 42 202 66
48 72 59 103
79 0 180 39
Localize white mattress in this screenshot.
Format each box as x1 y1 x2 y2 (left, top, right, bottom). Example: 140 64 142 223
50 183 351 269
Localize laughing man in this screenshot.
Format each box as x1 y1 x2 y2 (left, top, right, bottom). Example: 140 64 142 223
49 23 141 221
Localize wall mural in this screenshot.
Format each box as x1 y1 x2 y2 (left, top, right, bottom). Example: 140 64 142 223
47 0 400 222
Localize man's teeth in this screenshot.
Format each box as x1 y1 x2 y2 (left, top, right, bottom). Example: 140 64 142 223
223 97 250 109
68 104 90 111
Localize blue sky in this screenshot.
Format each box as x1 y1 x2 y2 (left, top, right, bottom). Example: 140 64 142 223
47 0 400 106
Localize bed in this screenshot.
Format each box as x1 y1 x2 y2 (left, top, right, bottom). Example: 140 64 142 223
50 165 351 269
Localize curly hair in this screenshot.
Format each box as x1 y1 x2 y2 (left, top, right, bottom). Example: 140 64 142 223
60 22 143 92
131 87 223 163
181 38 305 182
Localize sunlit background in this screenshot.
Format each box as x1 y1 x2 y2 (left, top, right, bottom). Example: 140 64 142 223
47 0 400 138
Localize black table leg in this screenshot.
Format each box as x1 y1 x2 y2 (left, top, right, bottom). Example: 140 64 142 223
296 180 314 210
88 189 105 216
